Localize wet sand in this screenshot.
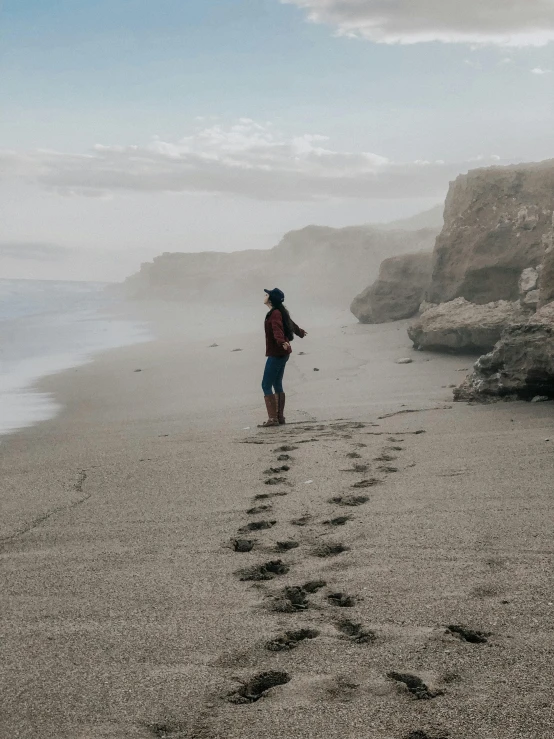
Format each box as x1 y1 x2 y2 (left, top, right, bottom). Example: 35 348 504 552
1 314 553 738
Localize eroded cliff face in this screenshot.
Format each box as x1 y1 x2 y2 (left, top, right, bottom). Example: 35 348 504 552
427 160 554 305
350 251 433 323
123 224 439 308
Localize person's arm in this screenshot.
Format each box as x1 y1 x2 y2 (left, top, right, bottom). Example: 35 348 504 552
270 311 288 346
291 320 307 338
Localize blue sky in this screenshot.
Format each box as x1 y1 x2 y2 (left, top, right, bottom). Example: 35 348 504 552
1 0 553 279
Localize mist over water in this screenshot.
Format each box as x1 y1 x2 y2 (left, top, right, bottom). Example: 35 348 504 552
0 279 150 436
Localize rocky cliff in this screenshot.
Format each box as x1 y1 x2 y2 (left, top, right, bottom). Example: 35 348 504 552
350 251 433 323
123 222 439 308
427 160 554 305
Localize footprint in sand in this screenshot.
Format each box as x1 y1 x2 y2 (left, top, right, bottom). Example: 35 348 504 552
264 476 290 486
375 453 397 462
404 733 449 739
346 452 362 459
446 624 489 643
274 445 298 452
335 619 376 644
275 540 300 552
226 671 291 704
271 586 310 612
246 504 272 515
145 721 189 737
340 463 369 473
378 464 399 473
265 628 319 652
387 672 443 700
302 579 327 593
351 478 380 488
232 539 255 552
329 494 368 507
264 465 290 474
277 453 293 461
327 592 356 607
239 519 276 533
236 560 290 581
323 514 353 526
311 542 349 557
290 514 312 526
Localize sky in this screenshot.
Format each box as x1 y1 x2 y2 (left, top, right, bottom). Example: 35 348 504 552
1 0 553 281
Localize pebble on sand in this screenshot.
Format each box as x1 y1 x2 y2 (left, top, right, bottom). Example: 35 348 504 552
395 358 413 364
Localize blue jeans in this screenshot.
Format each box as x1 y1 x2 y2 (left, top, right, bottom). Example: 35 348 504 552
262 356 289 396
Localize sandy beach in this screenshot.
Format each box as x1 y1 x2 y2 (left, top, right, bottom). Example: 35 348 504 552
1 310 553 739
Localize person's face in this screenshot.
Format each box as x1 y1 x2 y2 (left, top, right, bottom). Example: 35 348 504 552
264 293 271 307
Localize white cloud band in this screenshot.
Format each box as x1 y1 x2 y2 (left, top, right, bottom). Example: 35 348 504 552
1 121 504 202
282 0 554 46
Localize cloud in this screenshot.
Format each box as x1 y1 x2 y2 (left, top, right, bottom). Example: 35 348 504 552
531 66 552 74
1 120 507 202
282 0 554 46
0 242 70 261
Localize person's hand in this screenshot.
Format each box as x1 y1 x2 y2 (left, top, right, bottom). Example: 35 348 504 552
282 342 291 351
303 331 308 336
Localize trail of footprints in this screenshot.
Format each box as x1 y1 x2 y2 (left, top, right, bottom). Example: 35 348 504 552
156 421 491 738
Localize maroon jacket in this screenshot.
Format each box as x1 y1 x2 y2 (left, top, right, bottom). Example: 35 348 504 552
265 309 306 357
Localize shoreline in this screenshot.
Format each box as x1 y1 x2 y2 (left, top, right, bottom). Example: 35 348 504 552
1 316 553 738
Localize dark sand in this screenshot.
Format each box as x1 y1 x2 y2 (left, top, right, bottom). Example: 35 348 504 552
1 314 553 738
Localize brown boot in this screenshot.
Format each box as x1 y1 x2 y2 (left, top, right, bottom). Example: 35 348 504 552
277 392 286 424
258 394 279 427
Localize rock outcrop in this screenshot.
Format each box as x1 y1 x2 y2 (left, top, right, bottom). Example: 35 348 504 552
350 252 433 323
407 297 528 353
123 222 439 307
426 160 554 305
455 303 554 400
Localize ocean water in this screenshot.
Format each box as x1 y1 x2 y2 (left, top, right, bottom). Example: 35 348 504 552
0 279 150 436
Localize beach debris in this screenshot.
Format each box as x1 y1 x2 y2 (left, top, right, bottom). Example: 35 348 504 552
304 479 313 484
266 628 319 652
227 671 291 704
209 343 219 347
327 592 356 607
232 538 255 553
239 520 276 532
231 348 243 352
387 672 443 700
531 395 549 402
336 619 376 644
396 358 413 364
446 624 489 643
237 559 289 581
275 540 299 552
311 542 349 557
242 426 250 430
134 368 142 372
329 494 369 507
313 367 320 371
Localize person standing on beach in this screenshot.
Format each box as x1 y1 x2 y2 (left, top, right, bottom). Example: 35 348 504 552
259 287 307 427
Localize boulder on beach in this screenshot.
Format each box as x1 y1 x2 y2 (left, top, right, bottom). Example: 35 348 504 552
455 302 554 401
350 251 433 324
407 297 528 353
426 160 554 305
